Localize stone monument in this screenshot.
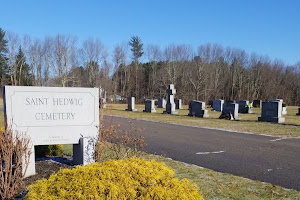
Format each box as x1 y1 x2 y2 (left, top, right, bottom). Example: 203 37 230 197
125 97 137 112
143 99 156 113
175 98 183 109
163 84 178 114
3 86 99 177
188 100 209 118
219 103 239 120
238 100 252 113
157 98 166 108
212 99 224 112
258 100 285 123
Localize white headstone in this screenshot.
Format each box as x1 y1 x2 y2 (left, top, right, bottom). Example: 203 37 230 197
3 86 99 177
188 100 209 118
157 98 166 108
258 100 285 123
212 99 224 111
163 84 178 114
125 97 137 111
143 100 156 113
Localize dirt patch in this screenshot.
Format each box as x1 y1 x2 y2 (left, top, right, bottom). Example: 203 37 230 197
15 158 74 199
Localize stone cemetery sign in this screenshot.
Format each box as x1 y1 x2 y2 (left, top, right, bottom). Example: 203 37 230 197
143 100 156 113
125 97 137 111
3 86 99 177
212 99 224 112
258 100 285 123
188 100 209 118
175 99 183 109
163 84 178 114
219 103 239 120
238 100 252 113
157 98 166 108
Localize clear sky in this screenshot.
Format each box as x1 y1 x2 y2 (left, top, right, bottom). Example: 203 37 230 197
1 0 300 65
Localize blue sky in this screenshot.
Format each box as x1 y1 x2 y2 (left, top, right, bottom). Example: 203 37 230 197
1 0 300 65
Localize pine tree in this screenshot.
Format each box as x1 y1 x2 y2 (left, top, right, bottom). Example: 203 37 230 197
0 27 9 84
15 46 33 86
129 36 144 98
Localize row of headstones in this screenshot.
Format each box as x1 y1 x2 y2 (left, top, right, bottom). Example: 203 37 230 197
126 97 209 117
125 97 183 112
214 99 300 123
126 84 300 123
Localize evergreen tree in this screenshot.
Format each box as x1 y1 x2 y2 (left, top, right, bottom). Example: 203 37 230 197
15 46 33 86
129 36 144 64
0 27 9 84
129 36 144 98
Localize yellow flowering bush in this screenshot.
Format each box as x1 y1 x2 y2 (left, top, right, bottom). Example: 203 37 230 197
26 157 203 200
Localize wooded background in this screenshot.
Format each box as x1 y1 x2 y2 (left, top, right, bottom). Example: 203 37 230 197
1 29 299 105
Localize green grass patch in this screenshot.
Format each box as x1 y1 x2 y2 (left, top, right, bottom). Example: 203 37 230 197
61 144 73 156
106 104 300 138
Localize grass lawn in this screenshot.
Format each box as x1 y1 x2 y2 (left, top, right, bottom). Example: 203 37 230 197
105 103 300 138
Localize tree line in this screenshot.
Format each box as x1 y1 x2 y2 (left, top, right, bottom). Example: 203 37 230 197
1 28 300 105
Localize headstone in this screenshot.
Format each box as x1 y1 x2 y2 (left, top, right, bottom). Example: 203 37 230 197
188 100 209 118
296 108 300 116
238 100 252 113
219 103 239 120
163 84 178 114
157 98 166 108
282 106 287 115
211 99 224 112
175 98 183 109
258 100 285 123
3 86 99 177
253 100 262 108
125 97 137 112
143 100 156 113
269 99 287 115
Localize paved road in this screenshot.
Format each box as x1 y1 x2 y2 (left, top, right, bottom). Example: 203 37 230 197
106 116 300 191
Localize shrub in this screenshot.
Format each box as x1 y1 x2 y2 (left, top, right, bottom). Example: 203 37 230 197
26 157 203 200
95 107 145 162
0 126 31 200
35 144 63 157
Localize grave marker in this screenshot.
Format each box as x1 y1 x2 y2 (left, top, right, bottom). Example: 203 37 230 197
219 103 239 120
238 100 252 113
175 99 183 109
188 100 209 118
212 99 224 112
143 100 156 113
3 86 99 177
125 97 137 111
296 108 300 115
163 84 178 114
258 100 285 123
253 100 262 108
157 98 166 108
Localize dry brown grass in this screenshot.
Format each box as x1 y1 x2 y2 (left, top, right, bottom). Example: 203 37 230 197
106 104 300 138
